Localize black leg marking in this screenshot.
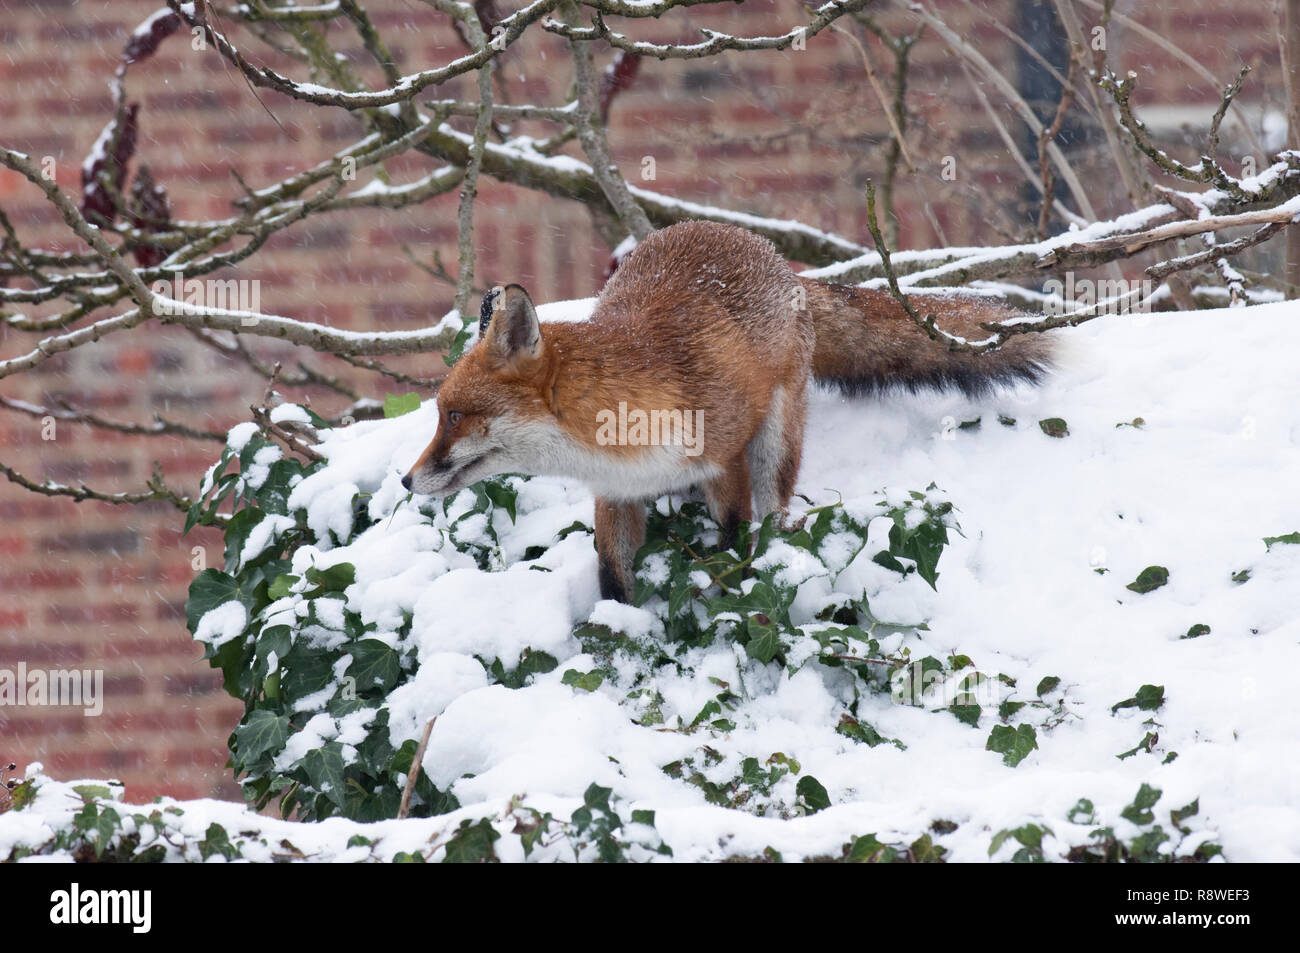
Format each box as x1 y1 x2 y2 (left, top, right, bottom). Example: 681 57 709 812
717 508 742 552
598 554 630 603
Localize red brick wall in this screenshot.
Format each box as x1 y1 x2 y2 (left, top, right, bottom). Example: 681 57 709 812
0 0 1284 802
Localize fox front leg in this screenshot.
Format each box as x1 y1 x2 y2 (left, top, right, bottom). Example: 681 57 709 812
593 497 647 603
703 453 754 552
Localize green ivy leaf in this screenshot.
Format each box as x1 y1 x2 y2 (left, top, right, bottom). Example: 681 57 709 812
222 507 265 571
1117 732 1159 760
910 832 947 863
93 805 120 860
846 833 895 863
278 650 335 702
986 724 1038 767
185 569 244 635
7 779 35 811
796 775 831 814
443 322 476 367
383 393 421 418
348 640 402 693
561 669 605 693
267 575 298 600
233 710 290 766
518 810 553 858
486 648 558 689
743 615 784 664
198 822 238 861
304 562 356 593
998 700 1026 721
442 818 501 863
257 459 302 517
837 715 888 746
1170 798 1199 831
483 478 519 524
1111 684 1164 714
302 743 347 809
1120 783 1162 825
583 783 613 812
1125 566 1169 594
888 519 949 590
1038 417 1069 438
72 784 114 802
1067 798 1095 825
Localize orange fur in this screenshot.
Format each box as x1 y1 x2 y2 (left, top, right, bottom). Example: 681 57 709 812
403 221 1051 602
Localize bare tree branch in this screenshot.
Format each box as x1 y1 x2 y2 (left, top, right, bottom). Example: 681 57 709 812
543 1 873 59
563 0 653 240
0 394 226 442
0 459 199 514
168 0 561 109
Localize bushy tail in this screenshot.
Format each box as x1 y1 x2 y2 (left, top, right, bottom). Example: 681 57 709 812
801 277 1052 397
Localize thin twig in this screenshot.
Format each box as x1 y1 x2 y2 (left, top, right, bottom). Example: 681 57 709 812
397 717 438 820
563 2 653 240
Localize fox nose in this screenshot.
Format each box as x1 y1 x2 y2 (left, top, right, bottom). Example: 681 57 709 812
400 473 412 491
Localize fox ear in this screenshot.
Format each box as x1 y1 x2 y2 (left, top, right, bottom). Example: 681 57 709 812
483 284 542 364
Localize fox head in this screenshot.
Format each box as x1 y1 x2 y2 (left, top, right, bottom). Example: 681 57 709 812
401 284 558 497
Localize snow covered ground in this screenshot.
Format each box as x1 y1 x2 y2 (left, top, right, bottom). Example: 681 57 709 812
790 298 1300 861
6 297 1298 862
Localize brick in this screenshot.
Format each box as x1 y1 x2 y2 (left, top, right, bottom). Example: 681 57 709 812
166 674 223 696
144 89 243 113
105 710 201 732
163 745 230 767
266 225 351 251
37 20 127 42
104 675 149 698
42 530 139 554
0 713 86 737
47 751 107 775
36 93 115 117
100 748 149 771
0 499 62 519
0 642 85 663
103 636 192 659
42 460 134 482
0 569 83 589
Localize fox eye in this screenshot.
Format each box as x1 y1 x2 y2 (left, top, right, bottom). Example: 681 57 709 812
446 410 463 427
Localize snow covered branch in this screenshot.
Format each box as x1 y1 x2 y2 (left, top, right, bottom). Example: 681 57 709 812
542 0 873 59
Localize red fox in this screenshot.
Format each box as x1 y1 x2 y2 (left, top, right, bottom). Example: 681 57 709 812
403 221 1050 602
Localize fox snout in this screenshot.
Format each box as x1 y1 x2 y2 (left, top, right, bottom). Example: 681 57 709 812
401 437 468 496
401 412 508 496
